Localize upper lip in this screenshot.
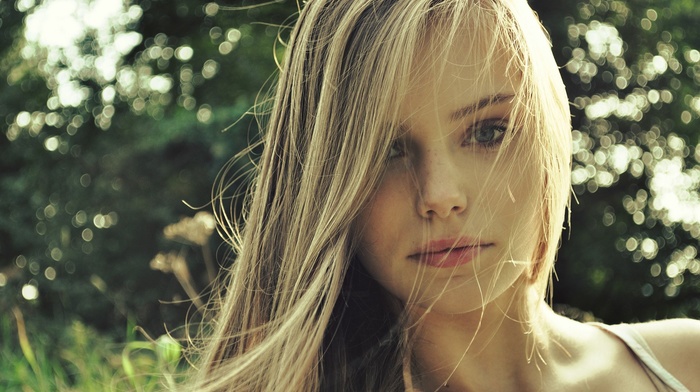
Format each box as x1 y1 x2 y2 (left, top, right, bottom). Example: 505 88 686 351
408 237 492 258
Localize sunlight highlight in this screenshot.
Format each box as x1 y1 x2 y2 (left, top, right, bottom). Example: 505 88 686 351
21 0 144 112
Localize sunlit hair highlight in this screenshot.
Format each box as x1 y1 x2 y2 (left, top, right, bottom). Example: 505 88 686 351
185 0 571 391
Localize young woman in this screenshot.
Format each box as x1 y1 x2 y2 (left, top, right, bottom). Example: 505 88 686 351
187 0 700 390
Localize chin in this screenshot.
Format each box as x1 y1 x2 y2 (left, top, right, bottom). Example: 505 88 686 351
407 262 529 316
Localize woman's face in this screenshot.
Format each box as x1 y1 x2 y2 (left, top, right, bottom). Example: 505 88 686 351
355 36 540 315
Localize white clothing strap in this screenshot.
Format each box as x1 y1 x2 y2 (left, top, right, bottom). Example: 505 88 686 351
595 323 690 392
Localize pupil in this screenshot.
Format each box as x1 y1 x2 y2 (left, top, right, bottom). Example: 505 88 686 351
476 127 494 143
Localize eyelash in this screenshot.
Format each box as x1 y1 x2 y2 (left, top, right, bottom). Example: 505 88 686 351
463 118 509 150
387 118 509 159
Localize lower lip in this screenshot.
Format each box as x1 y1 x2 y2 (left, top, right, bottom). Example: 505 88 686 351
413 245 491 268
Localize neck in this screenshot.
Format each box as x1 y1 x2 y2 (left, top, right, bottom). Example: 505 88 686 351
411 285 569 392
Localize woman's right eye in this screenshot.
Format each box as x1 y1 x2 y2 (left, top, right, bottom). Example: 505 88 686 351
388 141 404 159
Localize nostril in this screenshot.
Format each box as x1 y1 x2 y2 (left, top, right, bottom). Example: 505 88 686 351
419 195 467 219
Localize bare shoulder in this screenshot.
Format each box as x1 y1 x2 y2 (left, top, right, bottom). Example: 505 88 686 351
629 318 700 390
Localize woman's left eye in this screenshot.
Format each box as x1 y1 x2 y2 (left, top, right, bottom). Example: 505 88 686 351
464 119 508 149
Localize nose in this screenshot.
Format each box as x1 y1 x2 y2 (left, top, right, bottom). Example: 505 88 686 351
416 150 467 219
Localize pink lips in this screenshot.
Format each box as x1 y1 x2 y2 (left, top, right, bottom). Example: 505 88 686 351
408 238 493 268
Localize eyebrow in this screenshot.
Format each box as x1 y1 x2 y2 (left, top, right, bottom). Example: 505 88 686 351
449 93 515 122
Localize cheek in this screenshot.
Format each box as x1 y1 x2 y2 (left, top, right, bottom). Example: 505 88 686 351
355 186 399 268
355 167 414 249
491 161 540 257
354 177 415 296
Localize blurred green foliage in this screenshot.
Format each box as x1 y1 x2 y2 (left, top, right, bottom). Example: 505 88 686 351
1 307 182 391
534 0 700 322
1 0 700 389
1 0 294 337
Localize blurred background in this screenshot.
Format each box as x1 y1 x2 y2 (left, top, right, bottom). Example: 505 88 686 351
1 0 699 389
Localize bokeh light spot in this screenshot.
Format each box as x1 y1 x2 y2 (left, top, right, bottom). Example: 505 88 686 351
21 283 39 301
175 45 193 61
44 267 57 281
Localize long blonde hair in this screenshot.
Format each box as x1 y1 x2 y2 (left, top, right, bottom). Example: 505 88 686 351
187 0 571 390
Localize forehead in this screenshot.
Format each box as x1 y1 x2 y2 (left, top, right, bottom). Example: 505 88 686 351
399 29 518 120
